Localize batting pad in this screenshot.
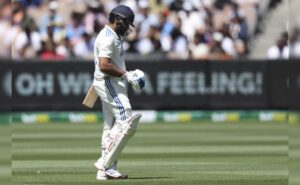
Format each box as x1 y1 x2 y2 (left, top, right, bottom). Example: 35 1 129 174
103 114 142 169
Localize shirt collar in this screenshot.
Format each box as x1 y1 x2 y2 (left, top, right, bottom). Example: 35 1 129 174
105 25 122 40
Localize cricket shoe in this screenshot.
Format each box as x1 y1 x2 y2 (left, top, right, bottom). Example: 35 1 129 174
95 158 108 180
96 169 108 180
105 169 128 180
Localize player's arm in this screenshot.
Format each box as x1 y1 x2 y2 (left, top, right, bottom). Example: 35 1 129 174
99 57 126 77
97 35 145 91
97 35 126 77
100 56 145 92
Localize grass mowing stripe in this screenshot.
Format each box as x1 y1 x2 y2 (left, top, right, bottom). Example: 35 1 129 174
13 160 286 170
12 122 288 185
289 124 300 185
12 153 288 161
0 125 11 185
13 145 287 154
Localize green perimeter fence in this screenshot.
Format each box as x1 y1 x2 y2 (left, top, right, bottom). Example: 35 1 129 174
0 110 299 124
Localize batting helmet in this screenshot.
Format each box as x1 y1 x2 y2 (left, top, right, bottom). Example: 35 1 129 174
109 5 135 27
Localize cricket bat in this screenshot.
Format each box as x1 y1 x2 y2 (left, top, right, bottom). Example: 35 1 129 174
82 86 98 108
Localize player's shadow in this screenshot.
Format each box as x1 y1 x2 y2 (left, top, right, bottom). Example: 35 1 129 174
130 176 172 180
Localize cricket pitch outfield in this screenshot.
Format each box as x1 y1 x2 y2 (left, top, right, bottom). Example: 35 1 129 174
12 121 291 185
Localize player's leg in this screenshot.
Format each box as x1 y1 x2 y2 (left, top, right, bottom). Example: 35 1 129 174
101 101 115 163
97 102 129 178
96 102 120 170
92 79 116 179
103 114 142 169
93 78 130 179
95 101 114 180
95 101 127 180
101 77 142 169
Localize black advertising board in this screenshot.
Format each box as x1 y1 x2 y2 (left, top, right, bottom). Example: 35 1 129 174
127 61 268 109
0 61 11 111
288 61 300 109
12 61 94 110
7 59 295 110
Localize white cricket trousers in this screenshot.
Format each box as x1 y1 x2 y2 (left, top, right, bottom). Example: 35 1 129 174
93 76 132 168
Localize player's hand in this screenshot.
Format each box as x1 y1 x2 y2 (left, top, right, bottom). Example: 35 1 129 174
122 69 145 92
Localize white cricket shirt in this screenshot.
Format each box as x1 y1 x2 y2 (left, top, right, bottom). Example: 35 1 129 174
94 25 126 79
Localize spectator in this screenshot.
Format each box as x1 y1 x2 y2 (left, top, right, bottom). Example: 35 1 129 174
18 0 43 7
220 23 236 57
84 1 107 34
65 10 86 44
190 29 210 60
269 0 283 9
214 0 232 10
267 32 289 60
229 14 248 42
8 0 262 61
210 32 233 60
290 28 300 59
124 30 139 53
230 2 248 42
73 32 94 59
135 0 159 39
149 26 163 53
56 37 74 58
38 25 63 60
158 11 174 52
13 24 41 59
167 25 189 59
12 4 41 59
169 0 184 12
39 0 64 44
0 0 11 58
149 0 168 14
11 6 40 59
38 40 63 61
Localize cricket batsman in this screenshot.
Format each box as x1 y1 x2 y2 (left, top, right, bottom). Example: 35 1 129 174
83 5 145 180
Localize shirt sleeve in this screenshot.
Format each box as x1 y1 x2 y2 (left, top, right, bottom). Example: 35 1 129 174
97 35 114 58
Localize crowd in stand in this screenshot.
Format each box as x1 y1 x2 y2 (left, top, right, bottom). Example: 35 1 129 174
267 28 300 60
290 28 300 59
0 0 290 61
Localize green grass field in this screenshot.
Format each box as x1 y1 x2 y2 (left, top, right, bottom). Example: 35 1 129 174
12 121 289 185
290 123 300 185
0 125 11 185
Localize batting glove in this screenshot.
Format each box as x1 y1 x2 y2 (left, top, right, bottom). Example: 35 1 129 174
122 69 145 92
